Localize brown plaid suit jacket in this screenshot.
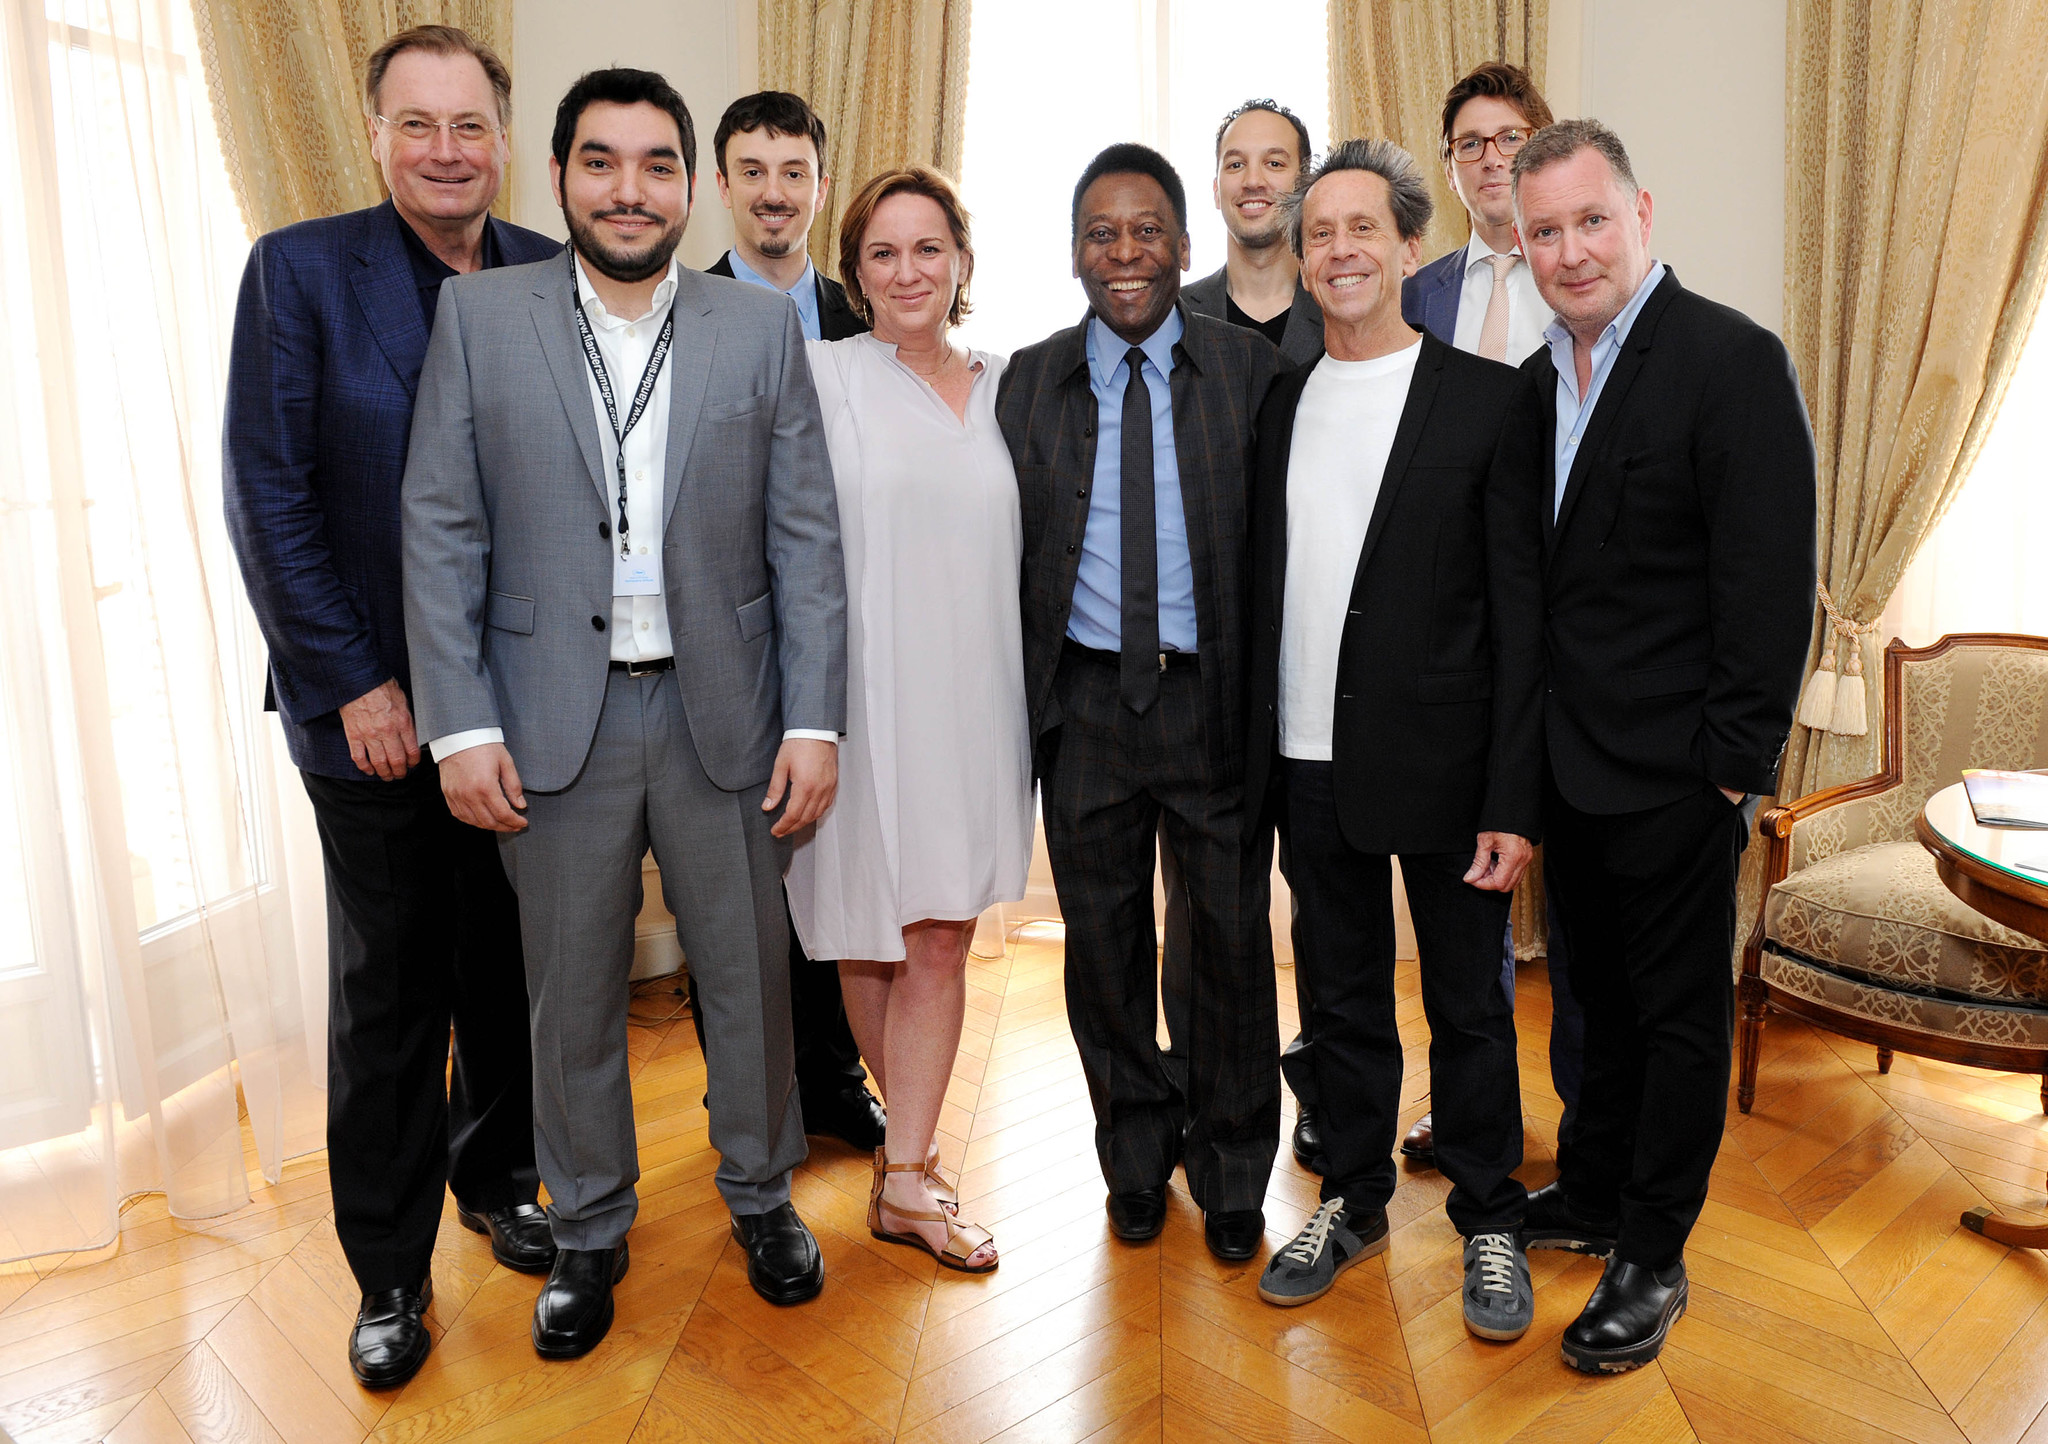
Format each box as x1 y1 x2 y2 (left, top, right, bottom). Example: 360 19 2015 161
994 304 1285 788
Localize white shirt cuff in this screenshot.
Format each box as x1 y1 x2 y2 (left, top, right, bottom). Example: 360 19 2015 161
782 729 839 744
429 727 505 762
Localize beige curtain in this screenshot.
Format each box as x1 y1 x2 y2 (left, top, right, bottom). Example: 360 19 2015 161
1327 0 1548 262
759 0 971 274
0 0 323 1260
1775 0 2048 801
191 0 511 237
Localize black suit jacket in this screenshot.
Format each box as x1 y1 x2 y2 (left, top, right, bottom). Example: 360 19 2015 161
996 304 1285 786
706 250 869 340
1498 268 1817 813
1244 332 1544 854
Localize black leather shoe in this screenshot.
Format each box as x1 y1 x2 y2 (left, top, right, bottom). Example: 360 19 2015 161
1520 1180 1619 1257
1292 1105 1327 1174
349 1277 432 1388
1204 1207 1266 1262
803 1084 888 1151
532 1242 629 1360
1105 1187 1168 1242
732 1203 825 1305
457 1201 557 1274
1562 1257 1688 1373
1400 1112 1436 1165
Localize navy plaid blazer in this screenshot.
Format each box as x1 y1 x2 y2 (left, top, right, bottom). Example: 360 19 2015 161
222 200 560 779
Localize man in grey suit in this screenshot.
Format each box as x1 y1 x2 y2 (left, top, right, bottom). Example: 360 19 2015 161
402 67 846 1355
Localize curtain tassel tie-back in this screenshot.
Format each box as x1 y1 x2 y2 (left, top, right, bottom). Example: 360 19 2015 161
1797 582 1879 737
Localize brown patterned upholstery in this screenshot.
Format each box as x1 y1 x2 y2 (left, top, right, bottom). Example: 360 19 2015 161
1742 636 2048 1114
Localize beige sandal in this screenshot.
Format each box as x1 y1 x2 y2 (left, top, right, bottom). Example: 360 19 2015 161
925 1144 959 1214
868 1157 998 1274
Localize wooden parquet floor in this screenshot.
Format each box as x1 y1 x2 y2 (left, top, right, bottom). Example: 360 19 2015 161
11 930 2048 1443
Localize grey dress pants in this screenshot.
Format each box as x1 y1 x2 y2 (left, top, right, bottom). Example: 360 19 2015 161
497 666 807 1249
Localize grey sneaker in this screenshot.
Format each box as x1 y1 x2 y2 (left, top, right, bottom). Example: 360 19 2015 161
1463 1230 1534 1340
1257 1198 1388 1307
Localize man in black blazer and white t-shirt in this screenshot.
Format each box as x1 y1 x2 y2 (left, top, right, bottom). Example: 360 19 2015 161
1244 140 1545 1341
1503 119 1816 1374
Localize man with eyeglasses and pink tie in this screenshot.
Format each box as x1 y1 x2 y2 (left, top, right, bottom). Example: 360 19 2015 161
222 24 561 1390
1397 61 1584 1179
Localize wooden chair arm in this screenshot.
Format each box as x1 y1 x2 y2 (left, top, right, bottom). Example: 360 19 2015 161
1760 771 1901 840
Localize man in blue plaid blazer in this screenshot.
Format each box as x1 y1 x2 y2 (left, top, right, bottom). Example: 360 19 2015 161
221 26 561 1390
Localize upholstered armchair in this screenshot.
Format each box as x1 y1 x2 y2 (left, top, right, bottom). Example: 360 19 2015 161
1738 634 2048 1117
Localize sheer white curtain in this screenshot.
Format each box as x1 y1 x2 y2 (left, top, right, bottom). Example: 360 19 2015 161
0 0 322 1261
1881 305 2048 647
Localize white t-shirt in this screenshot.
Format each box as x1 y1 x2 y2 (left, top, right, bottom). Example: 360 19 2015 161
1279 339 1423 760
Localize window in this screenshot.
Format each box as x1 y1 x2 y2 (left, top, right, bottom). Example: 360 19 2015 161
957 0 1329 357
1881 310 2048 645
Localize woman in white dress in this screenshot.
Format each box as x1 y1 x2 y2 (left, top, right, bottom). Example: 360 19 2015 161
786 166 1030 1273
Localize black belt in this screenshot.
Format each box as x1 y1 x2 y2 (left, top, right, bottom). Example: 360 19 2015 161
1061 638 1197 672
609 656 675 676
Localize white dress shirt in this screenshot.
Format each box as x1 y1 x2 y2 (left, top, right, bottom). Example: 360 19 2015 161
1279 338 1423 760
1449 231 1552 364
431 253 831 760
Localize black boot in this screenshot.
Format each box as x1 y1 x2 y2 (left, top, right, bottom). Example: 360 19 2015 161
1561 1256 1688 1373
532 1242 630 1359
349 1276 432 1388
1520 1180 1618 1256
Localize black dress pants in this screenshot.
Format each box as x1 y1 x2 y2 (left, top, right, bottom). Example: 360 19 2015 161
1281 761 1523 1234
688 909 866 1107
300 762 537 1294
1544 778 1753 1269
1041 645 1279 1213
1160 839 1318 1106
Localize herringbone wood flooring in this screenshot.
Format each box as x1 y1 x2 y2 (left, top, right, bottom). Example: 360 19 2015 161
9 929 2048 1443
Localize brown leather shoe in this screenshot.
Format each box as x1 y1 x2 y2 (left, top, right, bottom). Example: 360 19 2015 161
1401 1112 1436 1165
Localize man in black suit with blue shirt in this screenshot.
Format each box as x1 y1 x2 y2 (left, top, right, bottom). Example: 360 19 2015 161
222 25 561 1390
1502 119 1815 1374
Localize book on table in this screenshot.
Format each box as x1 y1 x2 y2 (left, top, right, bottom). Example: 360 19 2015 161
1962 769 2048 830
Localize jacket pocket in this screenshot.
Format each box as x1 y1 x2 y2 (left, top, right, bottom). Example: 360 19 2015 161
486 591 535 635
1417 669 1492 704
705 392 769 421
1627 660 1710 698
736 590 775 641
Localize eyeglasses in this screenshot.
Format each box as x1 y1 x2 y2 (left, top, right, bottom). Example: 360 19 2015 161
375 115 501 150
1450 127 1533 164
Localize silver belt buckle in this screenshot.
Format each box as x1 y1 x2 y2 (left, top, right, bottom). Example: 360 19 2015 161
627 657 665 678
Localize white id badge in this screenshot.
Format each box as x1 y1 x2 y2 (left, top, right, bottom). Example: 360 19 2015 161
613 549 662 597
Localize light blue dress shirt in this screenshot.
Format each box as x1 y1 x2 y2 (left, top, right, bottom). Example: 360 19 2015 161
1544 261 1666 518
1068 310 1198 653
725 247 823 342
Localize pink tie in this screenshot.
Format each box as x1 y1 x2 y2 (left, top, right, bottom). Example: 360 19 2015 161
1478 252 1517 362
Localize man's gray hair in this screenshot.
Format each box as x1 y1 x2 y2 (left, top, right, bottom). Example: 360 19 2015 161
1511 117 1638 196
1284 137 1434 256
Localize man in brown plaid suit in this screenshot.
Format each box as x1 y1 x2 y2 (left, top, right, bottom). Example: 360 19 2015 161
995 143 1286 1262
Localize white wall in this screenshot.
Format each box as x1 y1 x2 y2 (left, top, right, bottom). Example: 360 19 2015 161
1563 0 1789 332
510 0 757 267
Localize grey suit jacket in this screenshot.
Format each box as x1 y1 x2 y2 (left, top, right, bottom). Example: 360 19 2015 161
1182 265 1323 367
401 257 847 794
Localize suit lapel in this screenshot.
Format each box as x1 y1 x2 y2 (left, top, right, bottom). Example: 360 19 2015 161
1551 271 1679 545
1351 334 1443 584
1262 364 1312 621
528 258 610 511
348 202 432 398
1429 257 1463 344
661 268 719 533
